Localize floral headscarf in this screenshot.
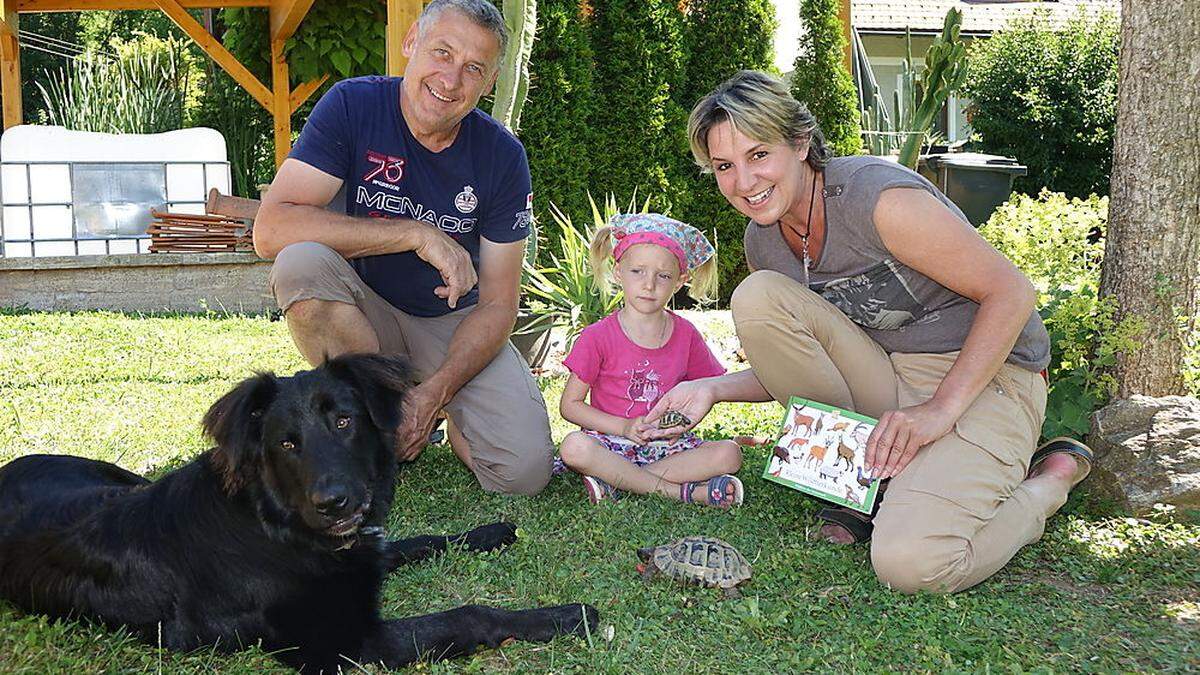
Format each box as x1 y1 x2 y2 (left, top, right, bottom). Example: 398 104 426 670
609 213 715 274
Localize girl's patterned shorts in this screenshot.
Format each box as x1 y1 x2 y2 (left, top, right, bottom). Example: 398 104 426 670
552 431 705 475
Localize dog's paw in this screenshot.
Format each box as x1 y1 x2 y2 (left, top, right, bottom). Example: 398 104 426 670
543 603 600 639
463 521 518 553
564 603 600 638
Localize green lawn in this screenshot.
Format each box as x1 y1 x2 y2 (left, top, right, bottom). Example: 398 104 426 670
0 310 1197 673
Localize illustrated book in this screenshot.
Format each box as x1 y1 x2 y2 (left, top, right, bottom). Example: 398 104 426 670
761 397 881 514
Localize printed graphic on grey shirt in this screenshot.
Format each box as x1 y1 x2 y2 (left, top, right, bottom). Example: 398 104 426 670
812 259 930 330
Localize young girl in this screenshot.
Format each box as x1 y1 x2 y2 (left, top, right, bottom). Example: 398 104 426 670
555 213 744 508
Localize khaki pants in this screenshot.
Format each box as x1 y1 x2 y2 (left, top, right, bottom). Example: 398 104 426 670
269 242 554 496
732 270 1064 593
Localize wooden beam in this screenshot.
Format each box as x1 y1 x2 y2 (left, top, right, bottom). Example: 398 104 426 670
19 0 270 10
0 5 20 130
269 0 314 43
289 73 327 113
153 0 273 111
839 0 853 74
387 0 422 76
269 32 289 167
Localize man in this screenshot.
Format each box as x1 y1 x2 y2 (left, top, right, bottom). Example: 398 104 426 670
254 0 552 496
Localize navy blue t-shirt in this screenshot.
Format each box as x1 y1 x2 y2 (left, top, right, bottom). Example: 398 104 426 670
288 76 532 317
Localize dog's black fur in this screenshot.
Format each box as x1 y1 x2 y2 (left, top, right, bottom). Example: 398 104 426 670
0 354 596 671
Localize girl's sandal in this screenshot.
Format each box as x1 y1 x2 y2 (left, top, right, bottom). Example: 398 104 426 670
680 474 744 508
582 475 623 505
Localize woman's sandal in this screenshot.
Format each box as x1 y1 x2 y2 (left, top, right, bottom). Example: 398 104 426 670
680 474 744 508
812 479 887 544
1029 436 1094 487
582 475 623 505
813 506 874 544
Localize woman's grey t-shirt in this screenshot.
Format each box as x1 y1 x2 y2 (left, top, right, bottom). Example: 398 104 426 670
742 155 1050 372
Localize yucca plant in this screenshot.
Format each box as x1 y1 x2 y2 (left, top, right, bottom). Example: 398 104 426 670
519 192 651 348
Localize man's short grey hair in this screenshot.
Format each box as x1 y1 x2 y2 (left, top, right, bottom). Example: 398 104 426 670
418 0 509 65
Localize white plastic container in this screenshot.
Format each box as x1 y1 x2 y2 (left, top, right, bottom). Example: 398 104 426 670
0 125 231 257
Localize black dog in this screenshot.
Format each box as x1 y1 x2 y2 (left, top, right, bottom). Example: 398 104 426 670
0 353 596 671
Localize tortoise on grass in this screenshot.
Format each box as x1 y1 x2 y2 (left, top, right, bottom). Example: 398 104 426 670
636 536 751 598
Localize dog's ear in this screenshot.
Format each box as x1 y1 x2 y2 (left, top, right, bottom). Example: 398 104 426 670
325 353 411 431
202 371 278 493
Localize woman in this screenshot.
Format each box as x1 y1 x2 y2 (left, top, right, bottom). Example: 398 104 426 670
645 70 1092 594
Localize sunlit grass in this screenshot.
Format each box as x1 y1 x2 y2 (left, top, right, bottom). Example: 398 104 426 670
1 310 1197 673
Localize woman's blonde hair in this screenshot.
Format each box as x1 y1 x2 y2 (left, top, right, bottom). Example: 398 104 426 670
687 69 832 172
588 225 718 303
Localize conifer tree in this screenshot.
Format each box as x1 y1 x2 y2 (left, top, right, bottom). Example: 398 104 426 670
791 0 861 156
520 0 597 235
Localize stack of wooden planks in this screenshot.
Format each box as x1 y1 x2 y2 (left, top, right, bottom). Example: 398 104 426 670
147 210 252 253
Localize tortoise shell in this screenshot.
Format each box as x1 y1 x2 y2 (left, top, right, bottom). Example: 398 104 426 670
638 536 751 589
657 410 692 429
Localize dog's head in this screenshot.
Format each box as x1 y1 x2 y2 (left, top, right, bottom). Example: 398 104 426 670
202 353 410 545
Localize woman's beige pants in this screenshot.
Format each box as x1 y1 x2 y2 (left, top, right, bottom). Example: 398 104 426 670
732 271 1067 593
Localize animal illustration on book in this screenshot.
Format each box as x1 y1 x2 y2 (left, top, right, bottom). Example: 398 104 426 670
762 397 880 514
833 439 856 471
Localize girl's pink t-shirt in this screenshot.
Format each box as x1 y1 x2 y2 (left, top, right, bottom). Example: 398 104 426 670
562 311 726 419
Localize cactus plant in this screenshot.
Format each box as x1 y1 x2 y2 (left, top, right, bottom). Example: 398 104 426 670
861 9 966 167
492 0 537 133
896 8 968 168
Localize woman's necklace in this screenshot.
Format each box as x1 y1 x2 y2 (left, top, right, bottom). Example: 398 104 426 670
780 170 820 286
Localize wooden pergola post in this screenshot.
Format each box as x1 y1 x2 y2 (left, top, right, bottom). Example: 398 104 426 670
0 0 20 130
0 0 424 167
388 0 422 76
839 0 853 74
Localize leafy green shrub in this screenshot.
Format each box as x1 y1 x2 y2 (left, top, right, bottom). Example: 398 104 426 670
588 0 689 215
791 0 861 157
285 0 386 82
521 0 598 260
979 191 1142 439
37 34 193 134
678 0 777 305
964 9 1119 198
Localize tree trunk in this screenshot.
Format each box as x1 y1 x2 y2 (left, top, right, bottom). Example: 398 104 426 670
1100 0 1200 397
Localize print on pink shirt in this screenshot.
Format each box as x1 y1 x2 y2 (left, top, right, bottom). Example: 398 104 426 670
624 360 661 416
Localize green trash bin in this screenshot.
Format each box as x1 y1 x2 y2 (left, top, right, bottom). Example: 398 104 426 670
918 153 1027 227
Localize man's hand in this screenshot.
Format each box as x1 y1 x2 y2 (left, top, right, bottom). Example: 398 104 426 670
394 383 446 462
865 399 959 479
641 380 717 440
415 226 477 309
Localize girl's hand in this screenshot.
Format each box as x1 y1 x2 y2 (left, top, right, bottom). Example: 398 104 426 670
622 416 650 444
865 399 959 479
642 380 716 440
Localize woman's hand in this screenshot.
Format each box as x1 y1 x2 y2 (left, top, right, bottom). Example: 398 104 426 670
642 380 717 440
865 399 959 479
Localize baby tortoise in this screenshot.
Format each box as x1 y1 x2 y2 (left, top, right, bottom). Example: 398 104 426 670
636 536 751 598
656 410 692 429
